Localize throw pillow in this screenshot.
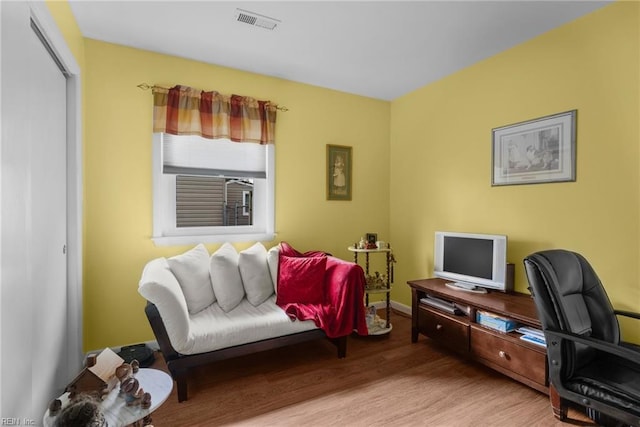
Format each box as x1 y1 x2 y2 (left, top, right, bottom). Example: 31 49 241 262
279 241 304 257
166 244 215 314
276 255 327 305
266 245 280 294
209 243 245 312
279 241 329 258
238 242 273 306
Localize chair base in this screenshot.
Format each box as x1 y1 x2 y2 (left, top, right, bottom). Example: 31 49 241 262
587 408 630 427
550 382 640 427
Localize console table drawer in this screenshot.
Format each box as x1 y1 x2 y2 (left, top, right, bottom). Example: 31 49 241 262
418 306 469 353
470 325 546 385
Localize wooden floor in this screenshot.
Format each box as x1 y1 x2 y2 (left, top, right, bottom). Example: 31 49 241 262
150 311 594 426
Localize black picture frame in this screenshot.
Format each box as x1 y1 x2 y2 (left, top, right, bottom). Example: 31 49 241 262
366 233 377 245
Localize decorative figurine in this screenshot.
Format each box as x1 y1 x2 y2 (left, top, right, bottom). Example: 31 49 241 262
55 394 106 426
48 398 62 416
115 363 132 383
358 237 366 249
365 305 377 327
125 387 146 406
65 348 124 399
365 272 386 289
140 391 152 409
119 376 152 408
120 377 138 395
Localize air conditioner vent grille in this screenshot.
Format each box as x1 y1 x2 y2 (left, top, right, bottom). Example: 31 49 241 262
237 13 257 26
235 8 280 31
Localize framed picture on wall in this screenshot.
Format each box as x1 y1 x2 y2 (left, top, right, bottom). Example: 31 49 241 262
326 144 352 200
491 110 577 186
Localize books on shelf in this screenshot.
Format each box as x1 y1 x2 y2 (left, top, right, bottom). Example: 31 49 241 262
516 326 545 338
516 326 547 347
476 310 519 332
474 313 547 347
519 334 546 347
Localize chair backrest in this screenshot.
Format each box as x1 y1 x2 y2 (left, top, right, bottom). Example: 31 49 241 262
523 250 620 376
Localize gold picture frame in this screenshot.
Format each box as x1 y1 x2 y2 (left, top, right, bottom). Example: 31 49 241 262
326 144 352 200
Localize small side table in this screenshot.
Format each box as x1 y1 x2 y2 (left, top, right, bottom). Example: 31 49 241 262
348 245 394 334
43 368 173 427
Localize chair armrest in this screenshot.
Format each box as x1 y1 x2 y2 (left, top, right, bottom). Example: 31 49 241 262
614 309 640 320
544 328 640 364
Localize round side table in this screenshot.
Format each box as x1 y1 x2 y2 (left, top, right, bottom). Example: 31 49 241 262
43 368 173 427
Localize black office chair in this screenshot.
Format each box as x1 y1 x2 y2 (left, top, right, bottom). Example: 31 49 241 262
523 249 640 426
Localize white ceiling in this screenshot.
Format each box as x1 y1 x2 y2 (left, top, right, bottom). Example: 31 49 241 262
68 0 610 101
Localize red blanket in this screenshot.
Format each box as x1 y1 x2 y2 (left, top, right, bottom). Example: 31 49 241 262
276 243 368 338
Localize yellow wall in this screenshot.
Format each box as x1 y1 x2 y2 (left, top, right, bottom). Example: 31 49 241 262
390 2 640 342
48 0 639 349
82 40 390 350
45 0 85 65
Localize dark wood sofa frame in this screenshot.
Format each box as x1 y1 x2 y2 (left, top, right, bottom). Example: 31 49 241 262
145 302 347 402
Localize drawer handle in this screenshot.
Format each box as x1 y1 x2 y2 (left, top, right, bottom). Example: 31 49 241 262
498 350 506 358
436 324 443 330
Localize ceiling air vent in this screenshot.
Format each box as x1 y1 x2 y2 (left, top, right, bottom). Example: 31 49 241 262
235 8 281 31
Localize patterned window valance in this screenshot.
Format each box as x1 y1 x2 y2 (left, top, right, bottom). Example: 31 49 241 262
151 85 279 144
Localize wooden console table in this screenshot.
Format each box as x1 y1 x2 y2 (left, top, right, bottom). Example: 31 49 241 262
407 278 548 394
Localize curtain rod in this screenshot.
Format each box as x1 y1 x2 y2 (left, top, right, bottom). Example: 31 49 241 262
137 83 289 112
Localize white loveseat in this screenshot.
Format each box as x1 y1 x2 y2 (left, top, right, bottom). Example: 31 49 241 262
138 242 349 402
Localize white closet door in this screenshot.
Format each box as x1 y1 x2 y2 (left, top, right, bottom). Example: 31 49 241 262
28 18 69 419
0 2 69 420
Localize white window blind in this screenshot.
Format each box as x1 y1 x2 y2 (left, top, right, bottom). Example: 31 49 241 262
162 133 266 178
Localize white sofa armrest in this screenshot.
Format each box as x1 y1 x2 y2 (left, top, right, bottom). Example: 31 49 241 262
138 257 191 352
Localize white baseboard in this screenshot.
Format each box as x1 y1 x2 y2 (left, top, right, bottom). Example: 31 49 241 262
391 300 412 316
369 300 411 316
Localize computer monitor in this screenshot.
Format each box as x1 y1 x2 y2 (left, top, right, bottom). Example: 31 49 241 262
433 231 510 293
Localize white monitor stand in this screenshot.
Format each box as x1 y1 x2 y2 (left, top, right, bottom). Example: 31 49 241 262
445 282 488 294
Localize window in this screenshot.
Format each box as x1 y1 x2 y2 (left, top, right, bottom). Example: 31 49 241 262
241 190 251 217
152 133 274 245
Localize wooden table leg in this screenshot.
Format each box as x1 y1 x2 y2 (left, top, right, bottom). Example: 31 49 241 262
549 383 567 421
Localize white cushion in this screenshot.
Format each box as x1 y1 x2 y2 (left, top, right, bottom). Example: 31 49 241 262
238 243 273 306
138 258 191 352
166 244 215 314
183 296 318 355
209 243 245 312
266 245 280 294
